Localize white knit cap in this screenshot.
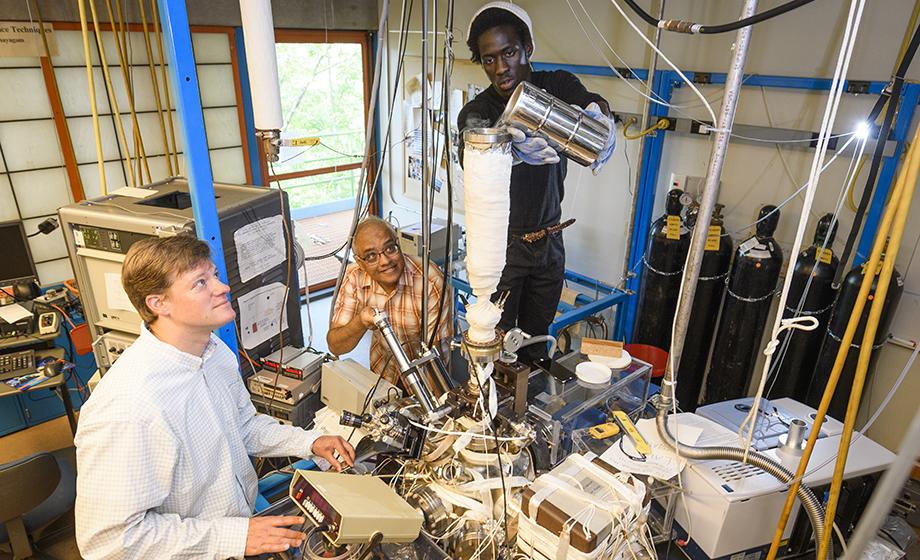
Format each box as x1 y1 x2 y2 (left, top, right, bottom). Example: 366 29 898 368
467 2 536 56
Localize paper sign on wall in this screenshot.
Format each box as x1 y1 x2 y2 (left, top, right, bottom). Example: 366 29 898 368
238 282 289 350
234 215 286 283
104 272 135 312
0 22 57 57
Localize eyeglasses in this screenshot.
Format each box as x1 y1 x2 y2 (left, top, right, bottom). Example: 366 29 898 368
357 243 400 264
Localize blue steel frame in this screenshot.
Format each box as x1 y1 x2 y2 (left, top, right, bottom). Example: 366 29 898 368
157 0 238 354
451 270 628 342
234 27 262 186
535 63 918 341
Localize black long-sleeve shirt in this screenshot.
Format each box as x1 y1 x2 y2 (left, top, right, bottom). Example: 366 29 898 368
457 70 607 234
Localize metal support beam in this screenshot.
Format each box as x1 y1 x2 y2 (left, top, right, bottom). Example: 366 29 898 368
158 0 238 355
616 69 675 341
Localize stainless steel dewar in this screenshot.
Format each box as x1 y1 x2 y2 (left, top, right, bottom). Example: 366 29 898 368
462 127 512 152
498 81 611 167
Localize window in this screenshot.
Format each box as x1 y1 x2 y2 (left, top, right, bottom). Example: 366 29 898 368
263 30 375 289
264 30 374 219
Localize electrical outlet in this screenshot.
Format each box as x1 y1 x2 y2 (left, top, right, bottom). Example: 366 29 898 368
669 173 706 198
669 173 686 191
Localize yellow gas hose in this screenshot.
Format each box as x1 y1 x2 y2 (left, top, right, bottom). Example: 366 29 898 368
87 0 137 187
137 0 175 176
815 111 920 560
623 116 670 140
766 121 920 560
76 0 106 195
103 0 151 184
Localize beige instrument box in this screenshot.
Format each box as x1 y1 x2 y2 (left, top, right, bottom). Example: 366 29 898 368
290 470 422 545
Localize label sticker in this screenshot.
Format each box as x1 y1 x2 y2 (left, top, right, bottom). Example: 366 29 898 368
666 215 681 240
705 225 721 251
738 236 759 256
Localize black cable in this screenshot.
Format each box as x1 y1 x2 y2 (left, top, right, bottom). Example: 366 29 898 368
833 18 920 286
259 160 300 418
621 0 659 27
328 0 412 316
698 0 817 34
622 0 819 34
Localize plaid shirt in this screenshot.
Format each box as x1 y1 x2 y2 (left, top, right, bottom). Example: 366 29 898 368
332 254 453 385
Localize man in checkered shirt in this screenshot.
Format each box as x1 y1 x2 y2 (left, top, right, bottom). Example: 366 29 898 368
74 235 354 559
328 217 453 386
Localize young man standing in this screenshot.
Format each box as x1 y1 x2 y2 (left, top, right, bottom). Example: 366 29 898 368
328 217 452 386
458 2 616 363
75 235 354 559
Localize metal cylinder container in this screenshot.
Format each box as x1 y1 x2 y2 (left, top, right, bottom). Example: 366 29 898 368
704 205 783 405
676 203 733 411
633 189 691 352
498 81 611 167
772 213 839 400
462 127 512 152
373 311 444 420
807 255 904 420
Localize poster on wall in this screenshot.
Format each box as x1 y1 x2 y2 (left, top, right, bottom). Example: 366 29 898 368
0 22 57 57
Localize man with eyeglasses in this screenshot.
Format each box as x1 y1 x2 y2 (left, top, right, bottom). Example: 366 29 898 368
328 217 452 385
458 2 616 363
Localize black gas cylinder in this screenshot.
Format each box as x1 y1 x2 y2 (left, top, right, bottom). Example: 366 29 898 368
633 189 690 352
676 204 733 411
771 214 839 400
704 205 783 405
806 253 904 420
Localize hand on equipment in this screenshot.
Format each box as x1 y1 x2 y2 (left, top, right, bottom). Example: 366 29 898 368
311 435 356 472
585 102 617 175
506 126 560 166
245 516 306 555
359 306 377 329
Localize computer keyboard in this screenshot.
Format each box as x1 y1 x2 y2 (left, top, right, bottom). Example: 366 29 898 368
0 348 36 380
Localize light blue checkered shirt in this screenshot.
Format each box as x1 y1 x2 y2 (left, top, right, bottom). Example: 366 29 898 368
75 325 321 559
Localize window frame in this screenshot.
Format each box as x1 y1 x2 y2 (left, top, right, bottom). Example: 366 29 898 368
258 29 378 218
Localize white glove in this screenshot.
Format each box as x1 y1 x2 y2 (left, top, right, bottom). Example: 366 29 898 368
506 127 560 166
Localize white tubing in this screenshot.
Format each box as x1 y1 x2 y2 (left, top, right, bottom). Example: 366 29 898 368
240 0 283 130
463 144 512 342
740 0 866 456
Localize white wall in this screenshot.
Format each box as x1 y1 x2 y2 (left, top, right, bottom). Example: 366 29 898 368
377 0 920 451
0 27 247 286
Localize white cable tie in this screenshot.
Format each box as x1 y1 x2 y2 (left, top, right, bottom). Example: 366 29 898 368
661 378 676 387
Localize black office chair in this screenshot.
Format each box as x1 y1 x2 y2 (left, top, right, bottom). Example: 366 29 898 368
0 452 76 559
